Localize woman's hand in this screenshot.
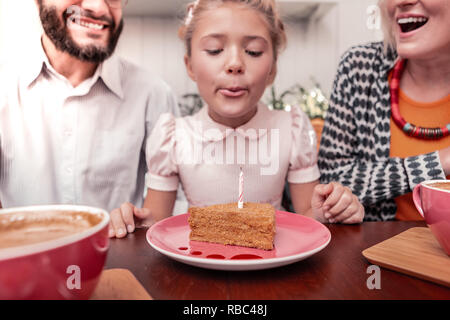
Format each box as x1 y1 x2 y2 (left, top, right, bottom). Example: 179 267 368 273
311 182 365 224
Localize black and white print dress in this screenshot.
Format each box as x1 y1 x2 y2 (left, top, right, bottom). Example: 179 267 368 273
318 41 446 221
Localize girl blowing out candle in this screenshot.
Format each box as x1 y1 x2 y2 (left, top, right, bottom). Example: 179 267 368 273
109 0 365 238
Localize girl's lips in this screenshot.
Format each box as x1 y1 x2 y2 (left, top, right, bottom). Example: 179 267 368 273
218 88 248 98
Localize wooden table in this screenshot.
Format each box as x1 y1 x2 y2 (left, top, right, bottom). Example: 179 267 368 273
104 221 450 300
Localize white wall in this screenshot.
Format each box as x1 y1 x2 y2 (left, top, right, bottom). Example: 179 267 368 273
0 0 383 99
0 0 2 54
116 17 196 100
115 16 335 100
337 0 383 56
0 0 383 214
116 0 383 100
0 0 42 64
115 16 333 102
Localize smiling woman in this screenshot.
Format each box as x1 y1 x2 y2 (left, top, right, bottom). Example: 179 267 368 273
380 0 450 61
318 0 450 221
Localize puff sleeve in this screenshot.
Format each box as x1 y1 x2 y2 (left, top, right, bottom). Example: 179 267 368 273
287 106 321 184
145 113 179 191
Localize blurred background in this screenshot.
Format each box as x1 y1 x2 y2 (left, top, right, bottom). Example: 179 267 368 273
0 0 383 112
0 0 383 213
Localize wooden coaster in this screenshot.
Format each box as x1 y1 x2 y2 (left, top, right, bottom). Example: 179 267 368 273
90 268 152 300
362 227 450 287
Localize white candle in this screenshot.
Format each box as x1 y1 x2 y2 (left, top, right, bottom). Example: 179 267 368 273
238 167 244 209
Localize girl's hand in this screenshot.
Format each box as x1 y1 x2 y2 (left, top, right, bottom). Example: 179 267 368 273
109 202 153 238
311 182 364 224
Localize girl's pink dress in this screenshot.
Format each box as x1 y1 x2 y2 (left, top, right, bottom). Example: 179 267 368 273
145 103 320 210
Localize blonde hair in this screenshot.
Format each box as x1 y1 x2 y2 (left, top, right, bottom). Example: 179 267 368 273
179 0 287 61
378 0 396 52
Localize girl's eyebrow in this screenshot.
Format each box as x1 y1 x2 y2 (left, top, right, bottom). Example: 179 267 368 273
200 34 269 44
200 33 226 41
243 36 269 46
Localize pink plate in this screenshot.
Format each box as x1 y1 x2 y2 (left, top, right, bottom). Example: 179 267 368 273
146 211 331 271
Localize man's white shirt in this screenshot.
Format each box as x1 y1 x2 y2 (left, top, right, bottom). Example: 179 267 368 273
0 38 179 212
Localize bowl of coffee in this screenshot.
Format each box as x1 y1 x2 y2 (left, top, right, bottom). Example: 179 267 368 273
413 180 450 255
0 205 110 299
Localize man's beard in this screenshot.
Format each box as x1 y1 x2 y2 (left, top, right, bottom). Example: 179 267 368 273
38 1 123 63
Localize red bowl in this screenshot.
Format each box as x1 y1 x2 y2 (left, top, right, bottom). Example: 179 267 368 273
0 205 110 300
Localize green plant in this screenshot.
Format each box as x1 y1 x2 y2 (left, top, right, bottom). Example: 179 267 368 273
267 82 329 120
267 86 295 111
180 81 330 120
178 93 204 116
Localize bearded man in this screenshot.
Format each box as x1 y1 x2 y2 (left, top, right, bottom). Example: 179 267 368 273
0 0 179 213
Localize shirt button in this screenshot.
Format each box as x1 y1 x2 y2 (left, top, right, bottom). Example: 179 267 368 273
66 167 73 174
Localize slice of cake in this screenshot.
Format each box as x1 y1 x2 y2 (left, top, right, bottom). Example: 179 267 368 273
188 202 276 250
